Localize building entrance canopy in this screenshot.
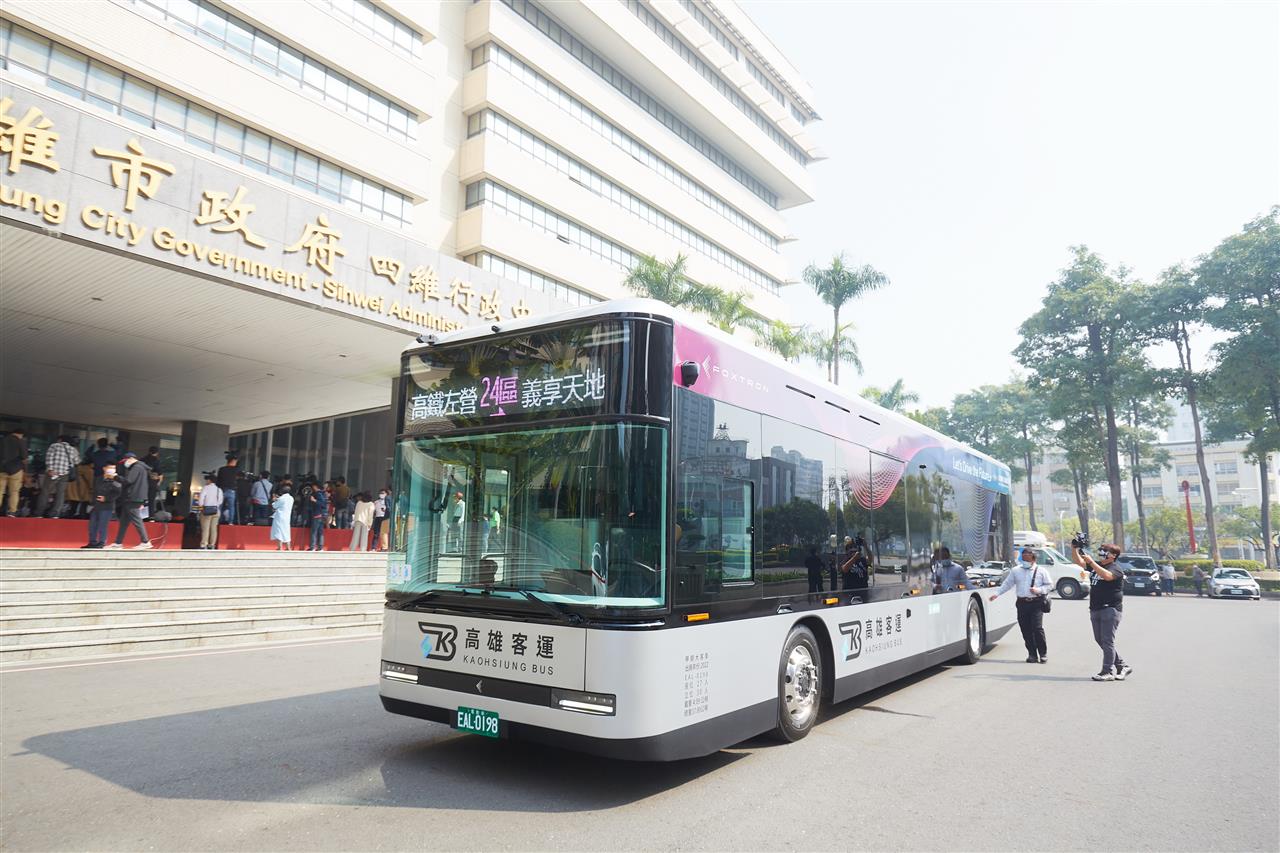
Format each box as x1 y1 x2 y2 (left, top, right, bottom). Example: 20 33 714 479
0 81 571 434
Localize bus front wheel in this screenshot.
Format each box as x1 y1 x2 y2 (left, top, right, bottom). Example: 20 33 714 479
955 598 984 664
772 624 821 742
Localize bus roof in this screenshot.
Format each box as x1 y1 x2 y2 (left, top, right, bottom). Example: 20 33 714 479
403 298 1010 488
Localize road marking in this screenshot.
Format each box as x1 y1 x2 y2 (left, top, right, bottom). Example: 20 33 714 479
0 634 380 674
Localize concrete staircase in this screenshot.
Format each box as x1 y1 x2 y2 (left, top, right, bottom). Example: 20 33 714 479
0 549 386 664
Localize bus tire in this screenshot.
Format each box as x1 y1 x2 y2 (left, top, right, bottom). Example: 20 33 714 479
955 598 984 665
1057 578 1081 600
772 624 821 743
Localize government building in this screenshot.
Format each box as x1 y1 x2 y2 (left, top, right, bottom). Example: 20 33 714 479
0 0 821 506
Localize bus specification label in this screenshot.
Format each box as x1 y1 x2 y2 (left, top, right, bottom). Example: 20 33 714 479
456 706 500 738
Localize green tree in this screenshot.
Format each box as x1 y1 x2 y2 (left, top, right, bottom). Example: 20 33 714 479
1199 208 1280 569
701 286 760 334
1017 247 1149 547
1050 412 1108 538
1137 267 1222 565
997 381 1053 533
808 322 863 380
1204 379 1278 570
1116 370 1172 554
802 254 888 385
860 379 919 413
1139 506 1200 558
755 320 812 362
906 406 949 432
1218 504 1280 566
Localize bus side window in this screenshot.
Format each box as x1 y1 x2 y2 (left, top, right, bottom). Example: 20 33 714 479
673 389 761 605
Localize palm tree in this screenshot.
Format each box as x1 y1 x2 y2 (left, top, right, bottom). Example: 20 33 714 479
704 288 761 334
756 320 812 362
860 378 919 412
802 254 888 384
623 254 698 306
807 322 863 381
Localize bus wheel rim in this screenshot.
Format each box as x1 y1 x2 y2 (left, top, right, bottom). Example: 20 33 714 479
784 643 818 726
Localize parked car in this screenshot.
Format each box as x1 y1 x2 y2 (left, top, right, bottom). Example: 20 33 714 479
1117 562 1162 595
1011 546 1091 600
966 561 1008 587
1117 555 1163 596
1208 568 1262 600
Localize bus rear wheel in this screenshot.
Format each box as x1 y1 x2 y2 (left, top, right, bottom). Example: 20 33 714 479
772 624 821 742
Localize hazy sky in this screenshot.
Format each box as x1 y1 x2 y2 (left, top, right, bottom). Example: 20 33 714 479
741 0 1279 407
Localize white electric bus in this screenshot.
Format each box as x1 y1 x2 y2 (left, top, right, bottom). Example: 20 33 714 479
381 300 1017 760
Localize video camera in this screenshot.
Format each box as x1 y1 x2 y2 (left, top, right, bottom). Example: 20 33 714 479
1070 531 1090 556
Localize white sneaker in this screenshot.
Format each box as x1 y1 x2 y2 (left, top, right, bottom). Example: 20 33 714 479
130 542 153 550
104 543 123 550
1092 671 1115 682
1115 664 1132 680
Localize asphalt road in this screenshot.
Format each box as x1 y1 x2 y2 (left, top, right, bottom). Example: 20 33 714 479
2 594 1277 852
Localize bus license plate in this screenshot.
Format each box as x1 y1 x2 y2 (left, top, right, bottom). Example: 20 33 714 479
456 707 500 738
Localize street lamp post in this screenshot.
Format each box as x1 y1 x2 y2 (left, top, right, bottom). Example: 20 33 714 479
1182 480 1198 554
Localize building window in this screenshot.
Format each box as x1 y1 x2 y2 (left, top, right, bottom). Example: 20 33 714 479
1216 480 1239 494
125 0 417 140
1175 463 1199 477
0 22 411 226
462 252 599 308
470 47 780 249
467 110 783 288
678 0 737 58
464 179 781 296
1141 485 1163 499
313 0 423 59
1213 460 1238 475
618 0 806 164
493 0 783 205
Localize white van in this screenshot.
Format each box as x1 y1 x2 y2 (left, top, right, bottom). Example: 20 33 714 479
1012 531 1091 600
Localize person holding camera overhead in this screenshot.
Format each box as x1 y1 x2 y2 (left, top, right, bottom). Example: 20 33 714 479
990 546 1052 663
1070 537 1132 682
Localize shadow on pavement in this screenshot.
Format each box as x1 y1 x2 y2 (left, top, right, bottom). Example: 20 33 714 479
20 686 742 811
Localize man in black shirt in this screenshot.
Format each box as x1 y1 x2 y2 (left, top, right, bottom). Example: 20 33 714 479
804 545 825 593
1071 541 1132 681
215 455 240 525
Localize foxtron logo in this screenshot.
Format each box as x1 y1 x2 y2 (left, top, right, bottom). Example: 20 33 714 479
839 620 863 660
418 623 458 661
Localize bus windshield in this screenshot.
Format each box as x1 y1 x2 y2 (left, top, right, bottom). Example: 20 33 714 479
387 423 667 610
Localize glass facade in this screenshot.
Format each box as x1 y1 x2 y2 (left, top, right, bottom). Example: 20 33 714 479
462 252 598 308
313 0 424 59
471 43 780 243
493 0 781 205
0 21 412 227
229 408 393 495
468 109 779 255
620 0 806 165
125 0 417 140
465 179 782 296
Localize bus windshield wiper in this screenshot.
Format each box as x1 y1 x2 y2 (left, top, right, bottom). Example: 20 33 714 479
390 587 480 611
482 586 585 625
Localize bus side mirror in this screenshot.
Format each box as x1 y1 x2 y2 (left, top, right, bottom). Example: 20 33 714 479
679 361 700 387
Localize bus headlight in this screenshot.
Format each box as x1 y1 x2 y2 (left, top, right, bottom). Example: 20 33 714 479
381 661 419 682
552 689 616 716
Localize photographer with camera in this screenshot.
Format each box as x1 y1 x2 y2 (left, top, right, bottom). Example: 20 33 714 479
989 546 1052 663
1069 535 1132 682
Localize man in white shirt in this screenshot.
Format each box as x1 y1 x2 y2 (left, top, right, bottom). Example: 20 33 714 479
991 547 1053 663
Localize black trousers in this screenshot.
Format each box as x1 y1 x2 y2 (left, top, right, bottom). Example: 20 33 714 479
113 501 149 545
1015 598 1047 658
